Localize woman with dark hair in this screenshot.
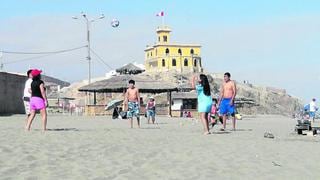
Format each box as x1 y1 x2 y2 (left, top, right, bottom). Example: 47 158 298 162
25 69 48 131
191 74 212 135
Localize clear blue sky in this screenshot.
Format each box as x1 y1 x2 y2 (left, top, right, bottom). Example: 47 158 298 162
1 0 320 102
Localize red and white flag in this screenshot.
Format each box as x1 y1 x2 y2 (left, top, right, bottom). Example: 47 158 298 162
156 11 164 17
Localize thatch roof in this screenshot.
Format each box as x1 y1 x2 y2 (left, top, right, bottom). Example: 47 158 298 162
115 63 145 75
47 91 75 100
78 74 178 93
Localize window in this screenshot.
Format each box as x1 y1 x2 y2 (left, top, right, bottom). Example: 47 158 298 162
184 58 188 66
178 49 182 56
194 59 197 67
172 59 176 66
147 53 149 58
162 59 165 67
158 36 160 42
155 49 157 56
183 99 197 109
163 36 168 42
150 52 152 57
165 48 169 56
190 49 194 55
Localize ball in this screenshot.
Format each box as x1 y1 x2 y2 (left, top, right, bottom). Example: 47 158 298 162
111 19 120 28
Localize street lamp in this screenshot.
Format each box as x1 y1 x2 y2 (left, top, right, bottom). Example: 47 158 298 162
72 12 105 84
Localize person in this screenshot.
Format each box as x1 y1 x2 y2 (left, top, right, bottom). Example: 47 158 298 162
183 111 188 118
209 99 218 128
309 98 318 122
23 69 33 126
191 74 212 135
187 111 192 118
146 96 156 124
124 79 140 128
217 72 237 131
25 69 48 131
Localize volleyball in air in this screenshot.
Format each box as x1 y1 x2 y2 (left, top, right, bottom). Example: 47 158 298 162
111 19 120 28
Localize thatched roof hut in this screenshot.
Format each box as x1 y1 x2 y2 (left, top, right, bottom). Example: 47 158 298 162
78 74 178 116
115 63 145 75
78 74 177 93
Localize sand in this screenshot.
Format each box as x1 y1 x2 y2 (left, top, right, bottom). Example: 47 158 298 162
0 114 319 180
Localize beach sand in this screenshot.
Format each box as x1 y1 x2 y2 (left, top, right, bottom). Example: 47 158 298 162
0 114 319 179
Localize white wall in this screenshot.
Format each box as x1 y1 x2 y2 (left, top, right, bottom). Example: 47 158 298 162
172 99 183 111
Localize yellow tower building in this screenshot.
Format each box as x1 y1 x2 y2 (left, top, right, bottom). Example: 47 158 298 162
145 26 202 73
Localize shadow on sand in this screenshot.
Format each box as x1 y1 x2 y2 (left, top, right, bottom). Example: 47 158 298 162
46 128 80 131
211 131 231 134
140 127 161 129
233 129 253 132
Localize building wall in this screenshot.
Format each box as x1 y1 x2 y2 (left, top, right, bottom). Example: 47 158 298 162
145 26 202 73
172 99 183 110
145 46 201 72
0 72 26 114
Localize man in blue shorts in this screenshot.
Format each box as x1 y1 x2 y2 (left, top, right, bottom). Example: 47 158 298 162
217 72 237 131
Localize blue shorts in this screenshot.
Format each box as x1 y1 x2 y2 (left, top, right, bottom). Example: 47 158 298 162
147 110 155 118
310 111 315 118
219 98 235 115
127 101 140 118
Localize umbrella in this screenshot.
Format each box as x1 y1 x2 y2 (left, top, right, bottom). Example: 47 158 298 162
105 99 124 111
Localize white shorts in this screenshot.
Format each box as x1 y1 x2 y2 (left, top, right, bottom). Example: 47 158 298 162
23 100 30 115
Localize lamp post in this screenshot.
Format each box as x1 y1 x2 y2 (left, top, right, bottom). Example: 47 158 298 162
72 12 105 84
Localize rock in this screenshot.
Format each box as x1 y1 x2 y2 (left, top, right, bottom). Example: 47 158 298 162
264 132 275 139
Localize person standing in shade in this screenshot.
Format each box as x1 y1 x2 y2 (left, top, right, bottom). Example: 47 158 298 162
217 72 237 131
23 69 33 126
191 74 212 135
146 96 156 124
25 69 48 131
124 80 140 128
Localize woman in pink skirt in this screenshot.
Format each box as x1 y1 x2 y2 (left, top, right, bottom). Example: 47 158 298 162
25 69 48 131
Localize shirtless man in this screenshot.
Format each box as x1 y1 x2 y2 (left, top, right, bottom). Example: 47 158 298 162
124 79 141 128
217 72 237 131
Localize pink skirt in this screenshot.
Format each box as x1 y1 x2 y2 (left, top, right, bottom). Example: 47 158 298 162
30 97 46 110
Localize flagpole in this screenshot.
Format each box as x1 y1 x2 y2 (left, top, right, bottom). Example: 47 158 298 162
162 15 164 27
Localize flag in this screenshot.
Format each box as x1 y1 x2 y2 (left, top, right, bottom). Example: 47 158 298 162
156 11 164 17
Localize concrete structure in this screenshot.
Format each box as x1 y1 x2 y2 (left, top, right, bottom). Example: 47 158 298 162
144 26 202 73
0 72 26 114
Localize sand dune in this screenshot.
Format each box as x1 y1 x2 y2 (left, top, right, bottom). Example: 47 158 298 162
0 115 319 179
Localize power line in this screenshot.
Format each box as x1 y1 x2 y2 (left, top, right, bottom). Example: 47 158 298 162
0 45 87 55
90 48 114 70
3 54 53 65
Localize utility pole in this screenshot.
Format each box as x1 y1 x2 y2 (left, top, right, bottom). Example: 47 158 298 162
73 12 105 85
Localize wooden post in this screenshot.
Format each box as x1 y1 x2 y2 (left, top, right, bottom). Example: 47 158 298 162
93 91 97 105
168 91 172 117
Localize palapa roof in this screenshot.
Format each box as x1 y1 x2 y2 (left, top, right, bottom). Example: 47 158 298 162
78 74 178 93
115 63 145 75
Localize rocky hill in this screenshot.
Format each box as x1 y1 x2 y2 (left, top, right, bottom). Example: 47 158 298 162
64 71 302 116
149 71 302 116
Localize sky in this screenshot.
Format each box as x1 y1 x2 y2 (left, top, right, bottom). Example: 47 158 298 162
0 0 320 102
